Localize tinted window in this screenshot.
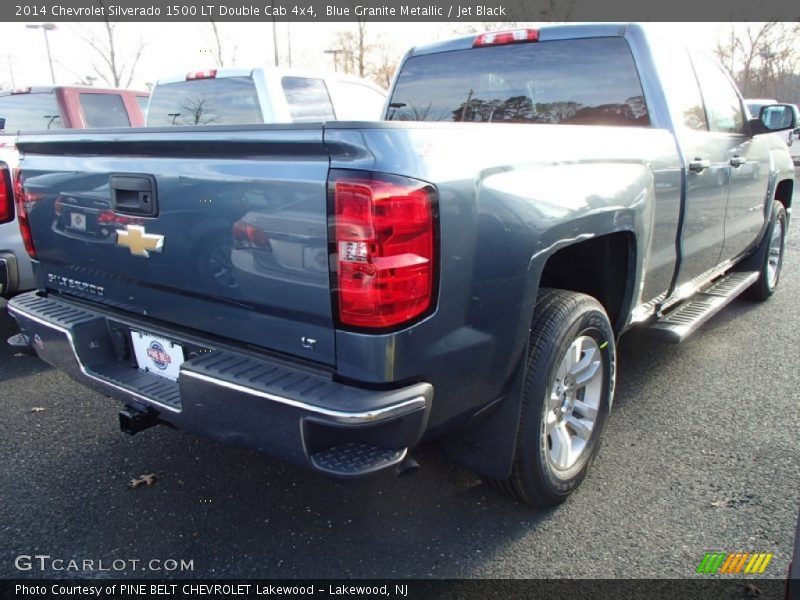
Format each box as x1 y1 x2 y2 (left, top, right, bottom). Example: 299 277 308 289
690 54 744 134
79 93 131 128
0 92 63 131
146 77 262 127
387 38 649 127
648 40 707 131
281 77 335 122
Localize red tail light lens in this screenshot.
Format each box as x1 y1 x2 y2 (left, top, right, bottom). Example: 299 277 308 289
13 169 36 258
333 172 436 329
473 29 539 47
97 210 137 226
232 220 270 248
0 164 12 224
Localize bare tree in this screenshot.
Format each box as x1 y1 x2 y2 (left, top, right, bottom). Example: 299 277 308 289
368 37 400 89
208 20 237 68
335 19 369 78
178 96 218 126
716 22 800 100
75 2 145 88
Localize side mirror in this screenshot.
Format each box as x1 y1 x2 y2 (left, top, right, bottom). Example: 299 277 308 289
750 104 796 135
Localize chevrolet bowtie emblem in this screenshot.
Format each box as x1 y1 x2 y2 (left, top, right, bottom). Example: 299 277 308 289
116 225 164 257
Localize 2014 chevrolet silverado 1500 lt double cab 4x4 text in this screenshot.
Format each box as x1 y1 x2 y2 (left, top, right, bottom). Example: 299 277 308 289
5 24 796 506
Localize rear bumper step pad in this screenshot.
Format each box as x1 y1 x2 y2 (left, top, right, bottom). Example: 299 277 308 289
7 291 432 476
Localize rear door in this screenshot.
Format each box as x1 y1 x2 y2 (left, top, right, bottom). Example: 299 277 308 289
649 43 728 288
16 127 335 365
690 53 769 264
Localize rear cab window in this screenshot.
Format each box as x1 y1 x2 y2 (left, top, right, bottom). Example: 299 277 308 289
0 91 63 131
146 76 263 126
387 37 650 127
281 77 335 122
79 93 131 128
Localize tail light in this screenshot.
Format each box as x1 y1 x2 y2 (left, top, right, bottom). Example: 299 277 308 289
473 29 539 48
0 163 12 224
186 70 217 80
232 221 270 248
13 169 37 258
97 210 137 226
332 171 436 329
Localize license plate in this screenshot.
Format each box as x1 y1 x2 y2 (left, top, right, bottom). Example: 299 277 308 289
131 331 184 381
69 212 87 231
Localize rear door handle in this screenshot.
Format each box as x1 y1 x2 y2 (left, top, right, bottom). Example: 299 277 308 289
110 174 158 217
688 159 711 173
729 156 747 167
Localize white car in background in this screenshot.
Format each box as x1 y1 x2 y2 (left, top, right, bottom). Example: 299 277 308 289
146 67 387 127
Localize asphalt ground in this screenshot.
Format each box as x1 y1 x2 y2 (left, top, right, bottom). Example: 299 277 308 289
1 212 798 580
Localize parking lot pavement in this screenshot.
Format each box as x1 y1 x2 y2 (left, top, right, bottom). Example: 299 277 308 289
1 230 799 580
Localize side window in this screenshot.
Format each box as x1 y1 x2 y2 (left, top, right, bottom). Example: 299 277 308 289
281 77 335 122
690 54 745 134
648 40 707 131
135 95 149 119
79 93 131 128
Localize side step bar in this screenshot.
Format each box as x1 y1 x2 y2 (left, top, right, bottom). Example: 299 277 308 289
649 271 758 343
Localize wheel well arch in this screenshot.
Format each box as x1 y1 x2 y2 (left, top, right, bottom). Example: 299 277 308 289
775 178 793 212
537 231 637 333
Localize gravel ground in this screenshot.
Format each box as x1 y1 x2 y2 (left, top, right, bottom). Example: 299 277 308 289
1 220 798 580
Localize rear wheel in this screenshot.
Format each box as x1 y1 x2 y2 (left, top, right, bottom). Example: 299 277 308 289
746 201 786 301
486 289 615 506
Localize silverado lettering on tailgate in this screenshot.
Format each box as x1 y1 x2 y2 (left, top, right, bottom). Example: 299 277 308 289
47 273 105 297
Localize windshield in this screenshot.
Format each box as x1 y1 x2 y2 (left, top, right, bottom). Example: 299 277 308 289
0 92 63 131
387 38 649 127
146 76 262 127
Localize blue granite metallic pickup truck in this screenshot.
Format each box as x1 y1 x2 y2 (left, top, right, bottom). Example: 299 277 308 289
6 24 796 505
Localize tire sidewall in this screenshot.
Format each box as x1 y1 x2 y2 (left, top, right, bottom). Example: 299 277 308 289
764 202 787 294
520 300 616 501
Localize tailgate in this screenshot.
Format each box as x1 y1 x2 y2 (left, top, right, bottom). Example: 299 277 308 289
16 126 335 365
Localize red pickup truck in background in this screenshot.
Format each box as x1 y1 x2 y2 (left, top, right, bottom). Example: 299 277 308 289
0 85 148 131
1 85 149 297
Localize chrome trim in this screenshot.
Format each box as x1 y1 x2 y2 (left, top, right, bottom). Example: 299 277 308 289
630 291 667 324
7 304 181 414
181 369 427 424
10 300 429 424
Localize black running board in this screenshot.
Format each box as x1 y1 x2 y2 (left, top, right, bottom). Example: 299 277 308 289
649 271 758 343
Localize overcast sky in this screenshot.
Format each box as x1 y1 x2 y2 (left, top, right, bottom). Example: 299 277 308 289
0 22 724 90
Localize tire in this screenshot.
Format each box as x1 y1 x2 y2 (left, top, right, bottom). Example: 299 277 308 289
485 289 616 507
197 236 238 291
746 201 787 302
